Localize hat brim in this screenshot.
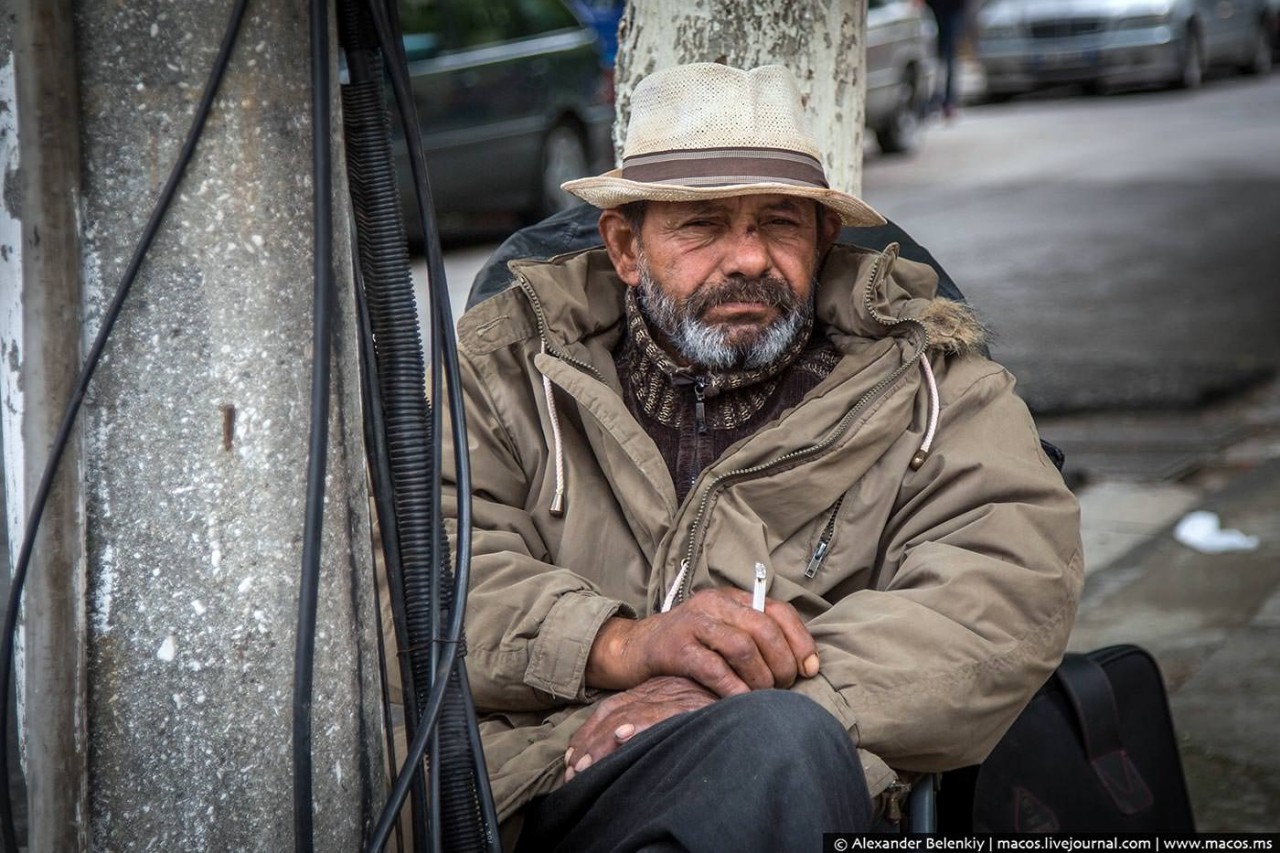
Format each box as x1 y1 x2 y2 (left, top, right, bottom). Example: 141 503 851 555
562 170 886 228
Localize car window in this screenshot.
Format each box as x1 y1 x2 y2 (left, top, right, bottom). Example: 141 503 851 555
399 0 445 58
515 0 581 34
450 0 524 47
400 0 440 35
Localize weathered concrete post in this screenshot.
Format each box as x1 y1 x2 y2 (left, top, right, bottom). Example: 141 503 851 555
3 0 386 848
4 0 90 848
615 0 868 195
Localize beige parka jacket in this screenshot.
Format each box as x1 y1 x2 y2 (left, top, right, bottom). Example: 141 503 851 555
444 242 1083 825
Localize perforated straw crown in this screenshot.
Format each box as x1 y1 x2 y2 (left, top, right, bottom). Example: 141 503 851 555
563 63 886 227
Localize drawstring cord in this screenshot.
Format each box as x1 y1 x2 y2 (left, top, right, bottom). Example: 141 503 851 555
910 356 939 470
540 342 566 515
661 561 689 613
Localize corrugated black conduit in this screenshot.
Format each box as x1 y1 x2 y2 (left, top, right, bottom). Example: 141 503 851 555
338 6 431 848
337 0 497 850
353 244 413 853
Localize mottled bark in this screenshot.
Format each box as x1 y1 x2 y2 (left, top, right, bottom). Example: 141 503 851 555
614 0 866 195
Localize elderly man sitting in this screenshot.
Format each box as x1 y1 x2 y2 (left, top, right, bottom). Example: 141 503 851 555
444 62 1083 852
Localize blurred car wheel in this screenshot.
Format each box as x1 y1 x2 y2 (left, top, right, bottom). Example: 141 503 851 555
875 68 926 154
1173 26 1204 89
535 122 590 221
1241 19 1274 74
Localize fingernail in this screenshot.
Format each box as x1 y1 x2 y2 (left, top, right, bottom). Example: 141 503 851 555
803 653 820 677
573 754 593 773
564 767 575 783
564 747 574 766
614 723 636 741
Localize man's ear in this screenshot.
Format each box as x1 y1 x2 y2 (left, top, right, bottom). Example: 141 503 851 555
599 209 643 287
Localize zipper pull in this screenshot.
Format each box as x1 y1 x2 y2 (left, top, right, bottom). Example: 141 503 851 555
693 377 708 434
805 497 844 579
804 540 829 579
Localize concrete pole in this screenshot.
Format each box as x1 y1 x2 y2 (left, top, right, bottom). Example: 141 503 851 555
4 0 90 846
614 0 868 196
5 0 91 849
3 0 385 848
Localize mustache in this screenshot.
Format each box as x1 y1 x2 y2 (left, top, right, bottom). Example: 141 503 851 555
682 275 800 317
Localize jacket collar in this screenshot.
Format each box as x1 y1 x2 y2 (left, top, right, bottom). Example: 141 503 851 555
506 242 988 359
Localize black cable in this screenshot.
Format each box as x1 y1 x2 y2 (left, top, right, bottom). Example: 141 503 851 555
353 246 409 853
360 0 490 847
456 664 500 840
292 0 335 846
0 1 251 848
339 21 430 844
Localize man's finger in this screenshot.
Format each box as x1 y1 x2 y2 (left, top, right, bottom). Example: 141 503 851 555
697 619 786 690
724 589 819 677
685 588 798 684
680 641 751 697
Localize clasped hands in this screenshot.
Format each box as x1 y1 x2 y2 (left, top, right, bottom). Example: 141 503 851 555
565 588 819 782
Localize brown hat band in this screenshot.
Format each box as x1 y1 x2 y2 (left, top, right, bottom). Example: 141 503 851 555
620 147 829 190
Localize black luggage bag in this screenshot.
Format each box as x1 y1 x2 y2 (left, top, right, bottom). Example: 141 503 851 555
940 644 1196 833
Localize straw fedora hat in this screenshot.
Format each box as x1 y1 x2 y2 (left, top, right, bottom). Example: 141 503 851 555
562 63 886 227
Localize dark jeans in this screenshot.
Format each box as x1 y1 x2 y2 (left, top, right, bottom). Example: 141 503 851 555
934 6 967 109
514 690 873 853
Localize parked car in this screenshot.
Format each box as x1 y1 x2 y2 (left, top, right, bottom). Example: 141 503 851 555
866 0 939 153
976 0 1275 99
393 0 614 227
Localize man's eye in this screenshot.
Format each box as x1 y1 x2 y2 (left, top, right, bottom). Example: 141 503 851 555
767 218 802 228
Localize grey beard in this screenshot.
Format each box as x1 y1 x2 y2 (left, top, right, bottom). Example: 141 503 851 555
636 262 814 371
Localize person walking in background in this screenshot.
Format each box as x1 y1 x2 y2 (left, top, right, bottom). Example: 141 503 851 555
927 0 969 118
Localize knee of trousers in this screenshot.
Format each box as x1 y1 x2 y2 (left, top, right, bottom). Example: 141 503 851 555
705 690 862 777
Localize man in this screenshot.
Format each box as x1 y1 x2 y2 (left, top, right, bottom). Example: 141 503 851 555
445 63 1082 851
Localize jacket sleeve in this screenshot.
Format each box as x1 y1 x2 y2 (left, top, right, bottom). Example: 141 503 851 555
791 359 1083 771
441 348 634 713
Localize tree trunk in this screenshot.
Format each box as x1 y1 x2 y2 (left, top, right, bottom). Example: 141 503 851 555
2 0 386 848
614 0 868 196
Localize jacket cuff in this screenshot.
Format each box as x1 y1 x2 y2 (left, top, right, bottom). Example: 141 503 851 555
524 592 633 701
791 672 860 741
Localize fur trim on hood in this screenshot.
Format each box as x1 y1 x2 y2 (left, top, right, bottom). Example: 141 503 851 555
917 298 990 357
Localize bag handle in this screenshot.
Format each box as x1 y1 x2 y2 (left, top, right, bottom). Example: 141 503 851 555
1055 654 1154 815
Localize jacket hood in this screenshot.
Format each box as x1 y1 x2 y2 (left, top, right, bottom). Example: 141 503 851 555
814 243 989 357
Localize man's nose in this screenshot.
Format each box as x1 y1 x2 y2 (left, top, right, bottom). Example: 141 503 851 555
721 227 772 279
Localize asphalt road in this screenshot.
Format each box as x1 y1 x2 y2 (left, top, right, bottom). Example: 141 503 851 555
862 71 1280 415
433 71 1280 416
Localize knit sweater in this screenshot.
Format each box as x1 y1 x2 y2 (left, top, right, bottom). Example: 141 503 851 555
614 288 841 504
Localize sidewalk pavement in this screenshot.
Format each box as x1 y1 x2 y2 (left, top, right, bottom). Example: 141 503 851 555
1052 377 1280 831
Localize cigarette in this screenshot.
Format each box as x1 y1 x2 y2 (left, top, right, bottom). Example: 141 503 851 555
752 562 767 612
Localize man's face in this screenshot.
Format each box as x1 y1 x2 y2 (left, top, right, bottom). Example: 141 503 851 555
602 194 841 370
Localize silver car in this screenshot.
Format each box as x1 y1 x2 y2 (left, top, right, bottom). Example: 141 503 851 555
866 0 939 153
977 0 1275 98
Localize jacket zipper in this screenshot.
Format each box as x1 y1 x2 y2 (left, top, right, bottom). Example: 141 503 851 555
514 273 606 383
676 249 930 604
693 377 708 434
804 494 846 579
